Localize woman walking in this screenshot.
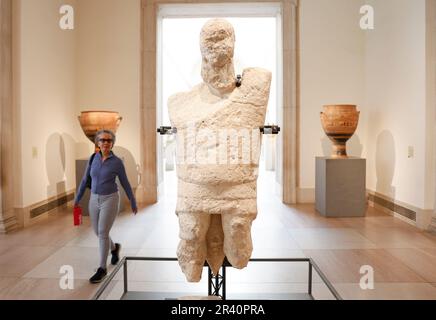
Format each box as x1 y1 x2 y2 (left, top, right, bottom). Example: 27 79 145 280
74 129 137 283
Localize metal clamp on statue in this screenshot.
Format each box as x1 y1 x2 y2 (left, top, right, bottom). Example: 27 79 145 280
235 74 242 87
157 126 177 135
260 125 280 135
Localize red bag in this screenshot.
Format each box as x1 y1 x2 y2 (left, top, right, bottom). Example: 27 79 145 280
73 205 82 226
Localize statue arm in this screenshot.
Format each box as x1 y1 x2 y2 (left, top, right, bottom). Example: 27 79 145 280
230 68 272 107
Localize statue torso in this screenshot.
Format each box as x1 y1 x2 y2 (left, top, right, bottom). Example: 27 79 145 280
168 67 272 187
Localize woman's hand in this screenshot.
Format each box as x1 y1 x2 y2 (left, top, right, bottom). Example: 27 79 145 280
132 207 138 215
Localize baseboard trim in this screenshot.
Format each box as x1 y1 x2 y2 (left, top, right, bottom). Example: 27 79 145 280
30 193 75 218
367 192 416 221
14 190 76 228
0 213 19 234
366 190 433 230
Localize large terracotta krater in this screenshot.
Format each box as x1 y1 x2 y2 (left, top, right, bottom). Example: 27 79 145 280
78 111 122 146
320 105 359 158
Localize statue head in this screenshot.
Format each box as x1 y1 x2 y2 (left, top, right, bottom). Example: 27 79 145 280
200 19 236 95
200 18 235 67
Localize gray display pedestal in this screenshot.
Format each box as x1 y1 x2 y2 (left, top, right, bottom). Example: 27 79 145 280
315 157 366 217
75 158 126 216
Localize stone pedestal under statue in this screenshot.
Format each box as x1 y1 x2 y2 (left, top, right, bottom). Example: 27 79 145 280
75 158 126 215
315 157 366 217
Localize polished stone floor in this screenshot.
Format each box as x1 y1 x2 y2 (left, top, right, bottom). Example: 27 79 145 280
1 170 436 300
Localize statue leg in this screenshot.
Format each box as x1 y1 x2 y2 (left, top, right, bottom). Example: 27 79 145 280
221 212 256 269
176 212 211 282
206 214 225 276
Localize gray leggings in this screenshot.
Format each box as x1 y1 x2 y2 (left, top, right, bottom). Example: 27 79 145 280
89 192 120 269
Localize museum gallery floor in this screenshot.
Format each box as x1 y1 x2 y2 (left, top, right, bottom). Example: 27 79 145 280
0 171 436 300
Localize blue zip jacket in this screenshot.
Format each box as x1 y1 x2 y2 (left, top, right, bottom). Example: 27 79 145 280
75 151 137 210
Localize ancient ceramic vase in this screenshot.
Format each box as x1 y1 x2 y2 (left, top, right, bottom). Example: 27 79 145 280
78 111 122 145
320 105 359 158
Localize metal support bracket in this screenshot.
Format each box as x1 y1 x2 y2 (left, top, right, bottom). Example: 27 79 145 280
260 125 280 135
157 125 280 136
157 126 177 135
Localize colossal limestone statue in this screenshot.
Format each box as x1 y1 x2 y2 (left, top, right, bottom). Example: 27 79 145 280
168 18 272 282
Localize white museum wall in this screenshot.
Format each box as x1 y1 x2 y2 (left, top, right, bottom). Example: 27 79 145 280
16 0 78 207
299 0 366 198
364 0 430 220
75 0 141 189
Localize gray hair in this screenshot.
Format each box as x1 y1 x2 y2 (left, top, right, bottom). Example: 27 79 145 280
95 129 116 145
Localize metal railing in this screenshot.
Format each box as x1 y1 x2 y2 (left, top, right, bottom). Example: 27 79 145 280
92 256 341 300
